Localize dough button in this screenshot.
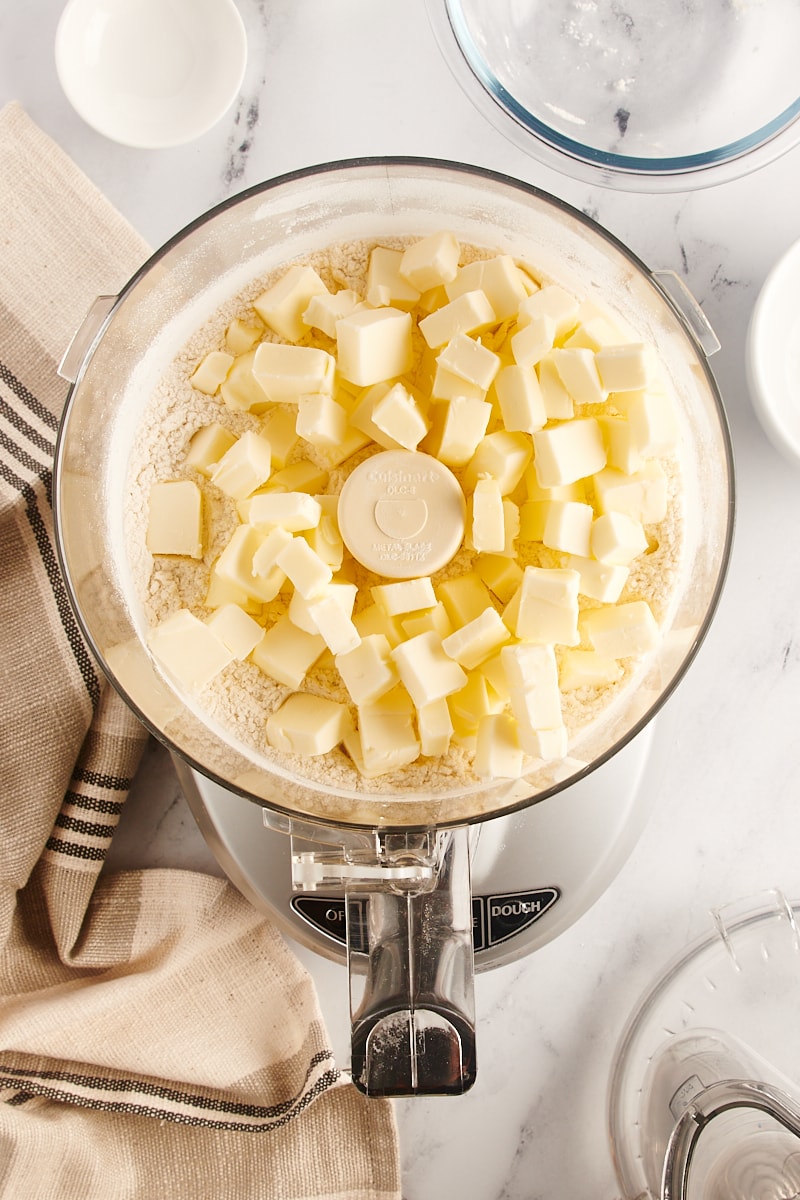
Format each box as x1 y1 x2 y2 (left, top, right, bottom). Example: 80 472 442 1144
337 450 466 579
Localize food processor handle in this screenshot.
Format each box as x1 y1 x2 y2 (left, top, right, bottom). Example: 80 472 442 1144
346 825 477 1097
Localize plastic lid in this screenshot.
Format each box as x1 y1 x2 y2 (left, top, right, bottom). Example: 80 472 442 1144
426 0 800 191
337 450 466 579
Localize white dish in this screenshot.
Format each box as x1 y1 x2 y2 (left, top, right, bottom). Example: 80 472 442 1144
54 0 247 149
746 238 800 468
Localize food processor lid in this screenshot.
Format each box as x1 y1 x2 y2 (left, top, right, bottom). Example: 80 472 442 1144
426 0 800 191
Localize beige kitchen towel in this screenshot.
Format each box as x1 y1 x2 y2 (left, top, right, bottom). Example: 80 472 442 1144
0 101 400 1199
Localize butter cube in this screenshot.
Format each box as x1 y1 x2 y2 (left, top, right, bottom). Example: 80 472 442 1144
501 642 562 729
336 633 398 706
476 650 510 703
532 418 606 488
250 526 293 577
419 290 496 349
522 724 568 762
613 389 679 457
519 500 546 542
275 537 333 599
371 382 428 451
510 316 555 369
559 648 624 690
494 364 547 433
596 344 649 392
427 396 492 467
465 430 533 495
591 511 648 565
418 697 454 757
565 555 629 603
253 265 328 343
260 407 299 469
289 579 356 634
304 592 360 655
204 571 261 615
580 600 659 658
225 316 264 355
514 566 580 646
252 343 335 403
296 393 349 448
430 363 487 402
366 246 421 309
446 255 528 322
537 355 574 420
500 498 520 558
251 615 326 689
399 232 460 291
148 609 233 691
475 712 524 779
400 600 453 640
351 687 420 776
219 351 271 413
437 333 500 392
469 477 505 553
336 307 413 387
303 502 343 570
190 350 234 395
597 415 643 475
354 602 405 648
551 348 605 406
265 460 330 494
206 603 264 659
523 468 585 504
303 289 363 339
542 500 594 557
437 572 495 626
593 462 668 524
147 480 203 559
185 423 238 477
475 554 524 604
247 491 322 531
372 577 436 617
516 285 580 338
211 431 273 500
442 606 511 670
215 525 285 602
563 315 622 352
267 693 353 756
448 670 505 736
391 631 468 708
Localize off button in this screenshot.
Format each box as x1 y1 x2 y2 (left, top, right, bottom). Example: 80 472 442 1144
337 449 466 579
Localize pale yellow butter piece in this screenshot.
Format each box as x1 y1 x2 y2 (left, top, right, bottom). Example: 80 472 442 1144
510 316 555 369
532 417 606 488
267 692 353 756
522 724 568 762
565 554 629 603
400 601 453 640
475 554 524 604
350 687 420 776
442 606 511 670
551 347 605 406
464 430 533 495
494 364 547 433
303 289 363 338
247 491 322 532
225 316 264 355
536 354 574 420
206 603 264 660
559 648 623 690
476 650 510 703
437 572 495 626
590 511 649 566
289 579 356 634
215 525 286 602
265 460 329 494
437 333 500 391
204 571 261 615
211 431 272 500
474 712 524 779
252 343 335 403
190 351 234 396
513 566 580 645
260 407 299 469
469 477 505 553
580 600 659 658
251 614 326 689
446 255 528 322
523 466 585 504
336 307 413 387
593 461 668 524
613 388 679 457
335 633 398 706
519 500 547 543
353 602 405 648
516 284 580 338
418 697 454 758
219 350 271 413
148 609 233 692
597 415 643 475
448 670 505 737
399 232 460 291
419 290 496 349
304 591 361 655
391 630 468 708
303 502 344 570
253 265 328 343
501 642 563 730
366 246 421 309
147 480 203 559
371 382 429 451
542 499 594 557
275 537 333 599
563 316 622 352
372 577 436 617
426 396 492 467
430 363 487 402
185 423 238 478
596 344 650 392
500 498 520 559
296 393 349 448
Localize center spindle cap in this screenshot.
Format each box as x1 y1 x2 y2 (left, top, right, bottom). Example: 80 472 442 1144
337 450 466 579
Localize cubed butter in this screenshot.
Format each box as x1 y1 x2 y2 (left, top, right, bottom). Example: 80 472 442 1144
400 600 453 640
613 388 679 458
441 606 510 670
464 430 533 495
350 688 420 776
510 316 555 369
418 697 454 758
372 577 437 617
225 316 264 355
147 480 203 559
446 255 528 322
190 351 234 395
247 491 322 532
206 603 264 660
419 290 496 349
475 554 524 604
516 285 580 338
580 600 659 658
366 246 421 309
537 355 574 420
593 462 668 524
590 511 648 565
474 712 524 779
148 608 233 692
296 393 349 448
266 692 353 756
303 288 363 339
211 431 273 500
437 333 500 392
427 396 492 467
469 477 505 553
551 347 605 406
185 423 238 477
565 555 629 603
252 342 335 402
251 615 326 689
391 630 468 708
494 364 547 433
336 307 413 387
266 460 330 494
275 537 333 599
532 418 606 488
289 578 356 634
541 499 594 557
253 265 328 343
371 382 428 451
261 407 300 469
597 415 643 475
513 566 580 646
596 344 649 392
219 350 271 413
335 633 398 706
303 591 360 655
559 648 624 690
215 525 285 602
399 231 460 291
437 572 495 626
501 642 562 730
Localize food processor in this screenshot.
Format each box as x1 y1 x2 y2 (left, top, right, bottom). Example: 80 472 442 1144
53 158 734 1097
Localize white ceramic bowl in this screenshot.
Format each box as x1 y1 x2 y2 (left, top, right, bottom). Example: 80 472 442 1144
55 0 247 149
746 238 800 469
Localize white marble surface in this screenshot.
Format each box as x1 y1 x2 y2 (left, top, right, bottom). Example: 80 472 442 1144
3 2 800 1197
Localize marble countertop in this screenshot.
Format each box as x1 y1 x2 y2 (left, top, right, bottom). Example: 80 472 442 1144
3 2 800 1196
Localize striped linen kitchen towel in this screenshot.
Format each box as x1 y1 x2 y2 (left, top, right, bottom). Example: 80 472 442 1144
0 101 400 1200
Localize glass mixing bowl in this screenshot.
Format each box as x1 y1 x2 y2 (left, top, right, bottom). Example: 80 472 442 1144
53 158 734 832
